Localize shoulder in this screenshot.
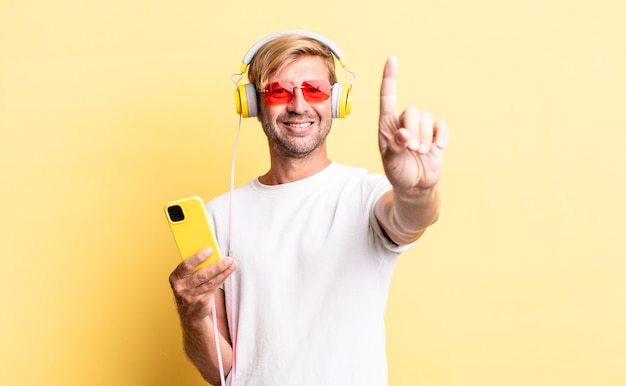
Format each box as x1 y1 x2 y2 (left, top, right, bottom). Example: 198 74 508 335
326 163 386 184
205 180 256 217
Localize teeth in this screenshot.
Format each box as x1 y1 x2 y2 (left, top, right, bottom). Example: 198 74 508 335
288 122 312 128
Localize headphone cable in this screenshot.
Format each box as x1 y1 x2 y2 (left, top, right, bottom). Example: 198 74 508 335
226 115 242 385
210 112 242 386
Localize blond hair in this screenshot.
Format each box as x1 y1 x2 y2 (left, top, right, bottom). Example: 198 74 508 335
247 34 338 90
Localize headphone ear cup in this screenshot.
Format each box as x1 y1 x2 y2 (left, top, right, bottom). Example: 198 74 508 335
234 83 259 118
331 83 353 119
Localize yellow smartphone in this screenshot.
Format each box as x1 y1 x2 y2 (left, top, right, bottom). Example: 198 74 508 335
164 196 222 271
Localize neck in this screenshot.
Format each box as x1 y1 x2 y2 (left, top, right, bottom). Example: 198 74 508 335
259 149 331 185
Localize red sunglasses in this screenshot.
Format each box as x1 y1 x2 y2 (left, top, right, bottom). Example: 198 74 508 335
261 80 332 106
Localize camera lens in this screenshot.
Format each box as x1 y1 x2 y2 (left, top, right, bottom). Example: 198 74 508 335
167 205 185 222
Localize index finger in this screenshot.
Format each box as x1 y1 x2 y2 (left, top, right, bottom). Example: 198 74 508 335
379 56 399 117
173 248 212 277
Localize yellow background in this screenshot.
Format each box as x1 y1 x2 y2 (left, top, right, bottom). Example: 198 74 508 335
1 1 625 385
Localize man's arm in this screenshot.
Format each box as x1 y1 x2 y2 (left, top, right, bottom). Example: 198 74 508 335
180 289 231 385
375 56 448 245
169 249 237 384
374 186 440 245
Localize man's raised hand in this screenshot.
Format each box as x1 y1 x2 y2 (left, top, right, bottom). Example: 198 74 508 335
378 56 449 193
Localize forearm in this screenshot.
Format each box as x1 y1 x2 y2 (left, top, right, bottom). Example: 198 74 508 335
374 186 440 245
169 253 238 385
180 315 232 385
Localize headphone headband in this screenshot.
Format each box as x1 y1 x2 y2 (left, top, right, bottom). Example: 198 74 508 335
239 29 347 73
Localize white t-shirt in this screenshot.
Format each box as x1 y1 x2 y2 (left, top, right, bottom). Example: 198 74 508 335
206 163 412 386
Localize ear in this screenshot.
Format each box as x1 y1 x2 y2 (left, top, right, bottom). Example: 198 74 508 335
256 102 263 123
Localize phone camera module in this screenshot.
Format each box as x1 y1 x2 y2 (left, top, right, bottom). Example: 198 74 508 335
167 205 185 222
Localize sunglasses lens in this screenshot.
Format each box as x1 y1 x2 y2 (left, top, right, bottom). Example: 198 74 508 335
301 80 331 102
263 80 332 106
264 82 293 105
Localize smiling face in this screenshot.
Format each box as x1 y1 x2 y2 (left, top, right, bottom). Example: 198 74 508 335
258 55 333 159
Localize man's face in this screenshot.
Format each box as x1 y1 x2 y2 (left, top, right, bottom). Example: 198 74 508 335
258 55 333 159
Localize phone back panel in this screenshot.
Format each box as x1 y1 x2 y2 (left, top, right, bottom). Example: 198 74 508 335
164 196 222 271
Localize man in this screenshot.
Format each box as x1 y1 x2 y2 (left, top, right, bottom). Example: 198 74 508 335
169 31 448 385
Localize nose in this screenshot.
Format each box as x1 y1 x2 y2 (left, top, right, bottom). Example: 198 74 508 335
287 87 309 114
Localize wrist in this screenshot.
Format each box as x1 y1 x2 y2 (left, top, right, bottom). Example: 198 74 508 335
391 186 440 231
393 185 438 207
177 300 214 330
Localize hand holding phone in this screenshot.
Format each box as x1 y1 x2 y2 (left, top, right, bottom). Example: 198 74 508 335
164 196 223 272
